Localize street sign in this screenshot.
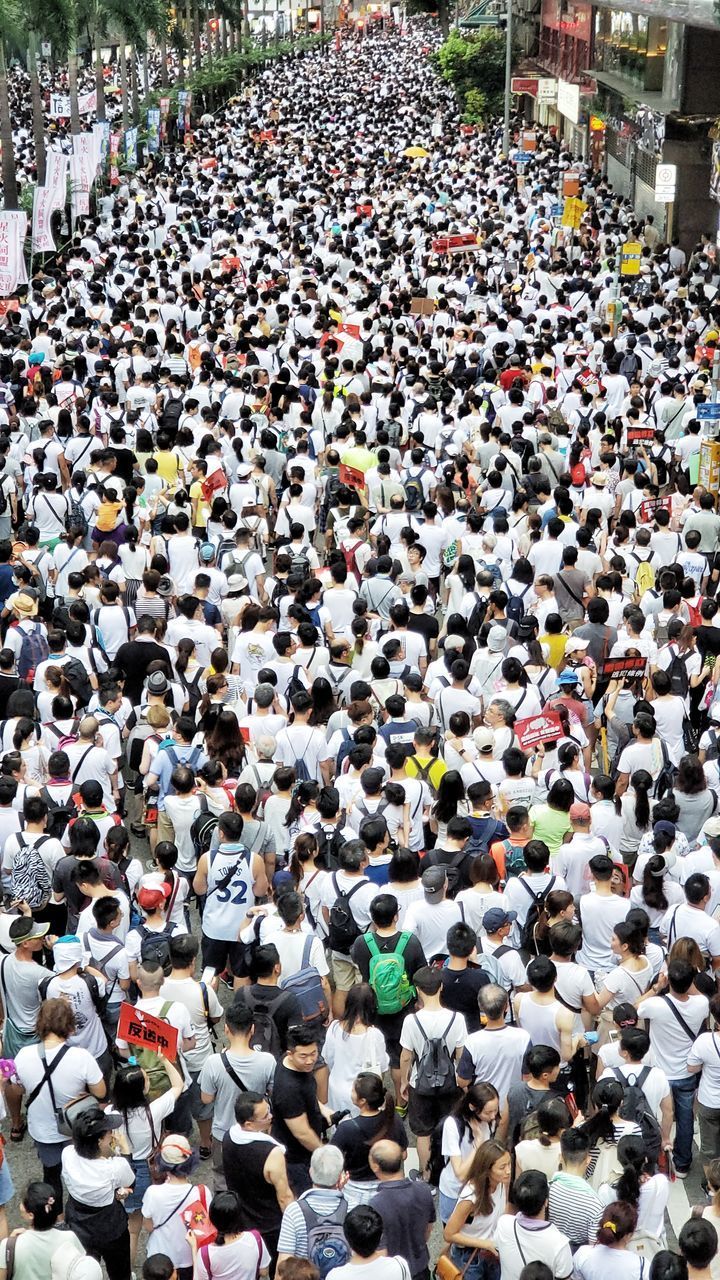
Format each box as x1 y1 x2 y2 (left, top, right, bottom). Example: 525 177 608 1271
697 403 720 420
515 152 532 165
654 163 677 203
621 241 643 276
561 197 586 228
551 202 563 217
511 77 538 95
537 78 557 103
562 171 581 197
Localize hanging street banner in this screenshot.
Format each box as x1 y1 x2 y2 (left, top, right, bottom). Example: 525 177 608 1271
49 90 97 118
0 212 28 297
32 187 56 253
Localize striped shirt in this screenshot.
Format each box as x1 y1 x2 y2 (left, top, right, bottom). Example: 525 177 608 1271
548 1171 603 1246
278 1189 347 1256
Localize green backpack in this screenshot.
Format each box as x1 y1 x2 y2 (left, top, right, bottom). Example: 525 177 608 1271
134 1000 174 1100
365 932 415 1015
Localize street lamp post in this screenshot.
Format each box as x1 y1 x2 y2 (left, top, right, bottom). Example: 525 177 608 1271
502 0 513 156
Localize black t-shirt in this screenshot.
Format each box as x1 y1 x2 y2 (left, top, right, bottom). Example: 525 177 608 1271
0 673 21 718
271 1059 324 1165
351 930 427 1039
115 640 171 701
695 625 720 660
439 965 490 1033
333 1112 408 1180
407 611 440 648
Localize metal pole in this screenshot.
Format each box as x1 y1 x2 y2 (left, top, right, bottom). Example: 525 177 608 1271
608 241 622 337
502 0 513 156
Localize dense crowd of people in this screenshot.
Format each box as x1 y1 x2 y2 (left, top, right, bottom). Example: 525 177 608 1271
3 14 720 1280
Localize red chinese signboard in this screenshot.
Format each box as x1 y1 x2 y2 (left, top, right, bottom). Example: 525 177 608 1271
601 656 647 680
514 710 564 751
639 496 672 523
117 1002 178 1061
339 464 366 491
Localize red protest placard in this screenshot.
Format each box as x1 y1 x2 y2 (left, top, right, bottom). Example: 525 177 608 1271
640 495 671 523
338 323 361 341
696 345 717 363
0 301 19 319
601 655 647 680
117 1002 178 1061
220 255 240 274
356 203 372 217
627 428 655 443
514 710 563 751
339 463 366 491
432 233 478 255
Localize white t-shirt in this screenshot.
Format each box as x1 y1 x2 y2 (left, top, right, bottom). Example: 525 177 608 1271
327 1261 411 1280
576 893 630 971
598 1062 670 1120
274 724 332 783
642 992 710 1078
143 1181 213 1268
688 1029 720 1106
399 1009 467 1088
15 1043 104 1144
494 1214 573 1280
660 901 720 959
61 1146 134 1206
195 1234 272 1280
402 898 462 961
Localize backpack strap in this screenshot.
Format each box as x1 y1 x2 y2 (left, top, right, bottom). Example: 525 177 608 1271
221 1050 248 1092
300 935 313 969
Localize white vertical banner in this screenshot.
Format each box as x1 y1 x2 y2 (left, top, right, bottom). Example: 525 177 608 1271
70 135 92 220
0 212 27 296
45 150 68 213
91 122 106 172
32 187 56 253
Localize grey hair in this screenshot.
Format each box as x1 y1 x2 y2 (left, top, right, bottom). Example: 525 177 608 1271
255 683 275 710
256 734 276 760
478 983 509 1021
310 1144 344 1188
488 699 515 726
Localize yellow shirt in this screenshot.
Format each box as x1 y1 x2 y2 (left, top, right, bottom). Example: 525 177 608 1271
541 633 568 672
405 753 447 792
190 480 209 530
96 500 123 533
153 450 179 486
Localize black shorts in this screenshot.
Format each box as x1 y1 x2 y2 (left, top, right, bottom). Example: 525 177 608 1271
408 1086 460 1137
201 936 246 977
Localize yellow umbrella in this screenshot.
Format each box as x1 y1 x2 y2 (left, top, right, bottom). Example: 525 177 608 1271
404 146 429 158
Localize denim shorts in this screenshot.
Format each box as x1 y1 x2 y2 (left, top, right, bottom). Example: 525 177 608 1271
124 1158 152 1213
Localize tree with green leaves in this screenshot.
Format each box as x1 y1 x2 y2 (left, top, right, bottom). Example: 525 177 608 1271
26 0 74 183
433 26 515 118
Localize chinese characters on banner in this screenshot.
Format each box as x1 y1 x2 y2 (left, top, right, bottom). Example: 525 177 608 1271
117 1002 178 1061
177 90 189 134
49 90 97 118
93 121 110 168
0 213 28 298
514 711 564 751
125 126 138 170
45 150 68 213
600 656 648 680
159 96 170 142
109 132 120 186
32 187 56 254
147 108 161 154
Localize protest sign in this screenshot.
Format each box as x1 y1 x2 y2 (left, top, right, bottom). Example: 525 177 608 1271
117 1002 178 1060
601 656 647 680
639 495 672 522
339 463 366 491
514 710 563 751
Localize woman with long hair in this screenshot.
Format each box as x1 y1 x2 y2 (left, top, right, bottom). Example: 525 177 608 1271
176 638 205 717
284 780 320 845
61 1108 134 1280
443 1139 512 1280
455 853 505 935
12 717 48 785
288 832 328 933
117 525 148 612
594 921 654 1028
110 1060 184 1264
444 554 478 615
324 985 390 1116
574 1201 645 1280
432 770 469 845
515 1097 570 1177
438 1083 500 1224
308 677 335 727
191 1190 270 1280
333 1072 406 1208
204 709 246 777
620 769 654 861
597 1134 669 1240
528 779 575 856
630 847 684 944
578 1078 642 1189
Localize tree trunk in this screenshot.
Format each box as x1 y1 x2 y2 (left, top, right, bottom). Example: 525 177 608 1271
185 0 194 69
94 25 107 121
131 44 140 120
0 41 19 209
160 28 170 87
193 3 201 68
119 41 130 131
68 46 81 135
143 46 150 97
438 0 450 35
28 35 47 186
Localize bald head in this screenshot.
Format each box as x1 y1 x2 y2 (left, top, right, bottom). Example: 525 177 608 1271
369 1140 404 1177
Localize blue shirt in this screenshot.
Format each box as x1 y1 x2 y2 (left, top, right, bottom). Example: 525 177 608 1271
154 743 208 805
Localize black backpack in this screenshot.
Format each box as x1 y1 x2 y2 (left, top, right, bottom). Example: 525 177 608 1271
40 784 78 840
313 822 348 872
413 1013 457 1095
506 584 531 626
326 874 364 954
160 394 184 435
139 922 174 975
425 848 467 899
613 1065 662 1165
63 658 94 709
191 796 219 858
467 592 489 636
518 876 556 953
242 989 282 1057
667 648 691 699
